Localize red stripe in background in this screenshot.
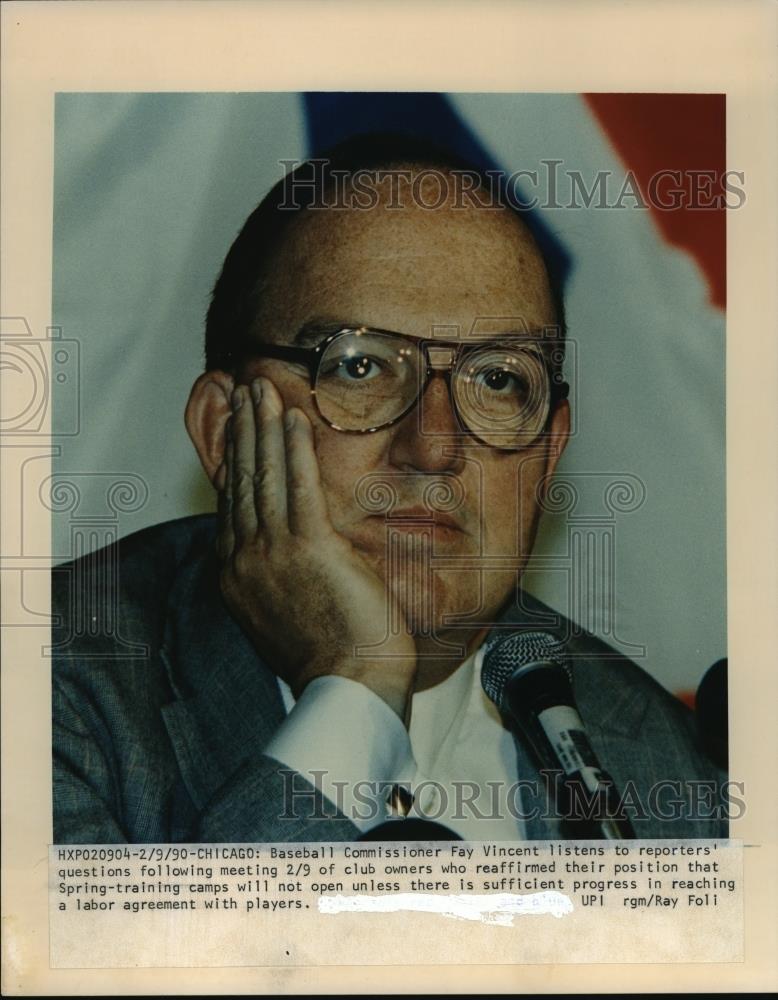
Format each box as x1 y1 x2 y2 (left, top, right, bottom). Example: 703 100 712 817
584 94 726 309
677 690 695 711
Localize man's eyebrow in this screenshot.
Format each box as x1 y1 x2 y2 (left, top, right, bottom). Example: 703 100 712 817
292 319 554 346
293 318 366 345
495 328 546 338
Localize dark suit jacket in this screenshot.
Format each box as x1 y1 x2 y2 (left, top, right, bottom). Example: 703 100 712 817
52 514 728 843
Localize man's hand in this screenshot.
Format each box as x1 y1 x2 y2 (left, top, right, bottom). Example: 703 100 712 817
216 377 417 720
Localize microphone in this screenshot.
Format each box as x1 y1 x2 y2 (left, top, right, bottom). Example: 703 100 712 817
481 630 634 840
695 658 728 770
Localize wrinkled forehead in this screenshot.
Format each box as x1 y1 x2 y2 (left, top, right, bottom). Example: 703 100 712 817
252 177 557 346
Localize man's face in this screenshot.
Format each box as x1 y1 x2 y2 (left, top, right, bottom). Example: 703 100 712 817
239 174 569 655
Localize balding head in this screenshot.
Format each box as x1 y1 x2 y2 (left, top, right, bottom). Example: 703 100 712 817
252 166 556 353
204 134 566 371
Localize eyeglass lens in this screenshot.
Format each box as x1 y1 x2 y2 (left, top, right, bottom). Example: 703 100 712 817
314 329 551 448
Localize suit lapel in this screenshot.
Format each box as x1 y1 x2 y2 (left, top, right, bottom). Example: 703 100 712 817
159 535 285 812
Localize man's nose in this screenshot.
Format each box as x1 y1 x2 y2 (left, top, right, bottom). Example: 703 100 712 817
388 373 466 474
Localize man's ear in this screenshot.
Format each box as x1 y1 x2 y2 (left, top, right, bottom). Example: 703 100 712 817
539 398 571 492
185 370 235 486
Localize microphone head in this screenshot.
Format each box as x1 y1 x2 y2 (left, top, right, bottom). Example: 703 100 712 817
481 630 568 709
695 657 728 770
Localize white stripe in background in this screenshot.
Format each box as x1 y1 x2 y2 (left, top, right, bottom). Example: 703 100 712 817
53 92 308 557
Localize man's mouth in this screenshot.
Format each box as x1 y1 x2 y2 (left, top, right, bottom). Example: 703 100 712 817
387 506 464 531
359 506 467 541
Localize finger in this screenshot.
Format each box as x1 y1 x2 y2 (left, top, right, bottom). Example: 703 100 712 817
231 384 258 543
285 407 331 538
213 460 227 493
252 376 288 532
216 423 235 561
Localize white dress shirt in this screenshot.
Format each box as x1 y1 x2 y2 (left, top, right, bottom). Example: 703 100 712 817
265 648 524 840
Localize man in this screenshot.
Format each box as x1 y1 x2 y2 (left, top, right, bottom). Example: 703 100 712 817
52 135 727 844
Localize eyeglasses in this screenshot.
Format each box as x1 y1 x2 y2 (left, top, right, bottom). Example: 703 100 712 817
244 326 569 450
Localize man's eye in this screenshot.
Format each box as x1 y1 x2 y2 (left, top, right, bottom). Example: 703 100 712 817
475 367 528 396
327 355 383 381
